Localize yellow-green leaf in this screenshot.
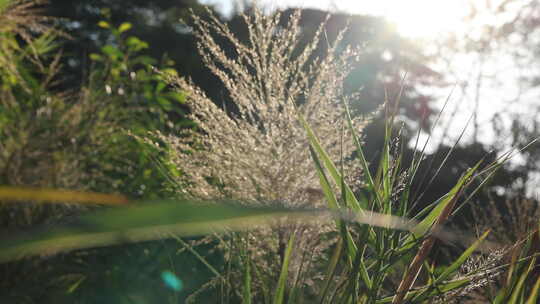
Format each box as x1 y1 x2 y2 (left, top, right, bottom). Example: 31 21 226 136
118 22 132 33
98 21 110 29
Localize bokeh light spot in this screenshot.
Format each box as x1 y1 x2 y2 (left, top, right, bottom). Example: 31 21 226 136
161 270 183 291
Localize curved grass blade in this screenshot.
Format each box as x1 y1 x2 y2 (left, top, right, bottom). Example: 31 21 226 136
410 230 491 303
298 113 365 211
309 145 362 259
403 161 481 251
0 200 306 262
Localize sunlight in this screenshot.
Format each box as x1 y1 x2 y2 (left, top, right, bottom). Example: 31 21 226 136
341 0 471 39
201 0 475 39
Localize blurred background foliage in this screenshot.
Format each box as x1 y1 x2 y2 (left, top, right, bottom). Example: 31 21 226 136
0 0 539 302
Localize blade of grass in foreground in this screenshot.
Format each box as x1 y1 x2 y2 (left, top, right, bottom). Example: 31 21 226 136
0 200 307 262
0 194 419 263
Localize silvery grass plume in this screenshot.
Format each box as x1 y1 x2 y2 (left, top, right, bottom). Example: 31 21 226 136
158 7 372 299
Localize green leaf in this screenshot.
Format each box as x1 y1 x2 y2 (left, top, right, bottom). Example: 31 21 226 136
155 81 166 93
118 22 132 33
166 92 186 103
0 186 128 206
98 21 110 29
437 230 490 282
126 37 149 52
89 53 103 61
318 239 343 302
309 145 360 260
157 96 172 110
101 45 123 60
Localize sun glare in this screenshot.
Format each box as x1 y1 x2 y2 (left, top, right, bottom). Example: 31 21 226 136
202 0 475 39
344 0 471 39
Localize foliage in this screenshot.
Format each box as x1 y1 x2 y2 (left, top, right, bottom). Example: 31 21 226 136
0 0 113 228
0 1 189 302
154 6 538 303
84 11 188 198
89 9 188 134
0 1 539 304
0 96 530 303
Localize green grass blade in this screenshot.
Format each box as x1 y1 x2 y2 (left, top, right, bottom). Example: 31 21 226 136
273 233 295 304
0 200 311 262
309 145 342 212
436 229 491 282
411 230 491 303
392 163 480 304
242 258 252 304
508 256 537 304
309 145 360 260
343 101 384 209
318 239 343 303
406 161 481 246
298 113 365 211
376 277 470 304
526 275 540 304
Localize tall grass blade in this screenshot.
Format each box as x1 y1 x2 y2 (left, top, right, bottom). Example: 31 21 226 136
242 256 252 304
318 239 343 303
409 161 481 241
343 101 384 209
411 229 491 302
508 256 536 304
298 113 365 211
526 275 540 304
309 145 362 258
273 233 295 304
392 163 480 304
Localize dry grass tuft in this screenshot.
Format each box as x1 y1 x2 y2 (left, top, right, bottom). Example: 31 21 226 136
159 6 373 298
